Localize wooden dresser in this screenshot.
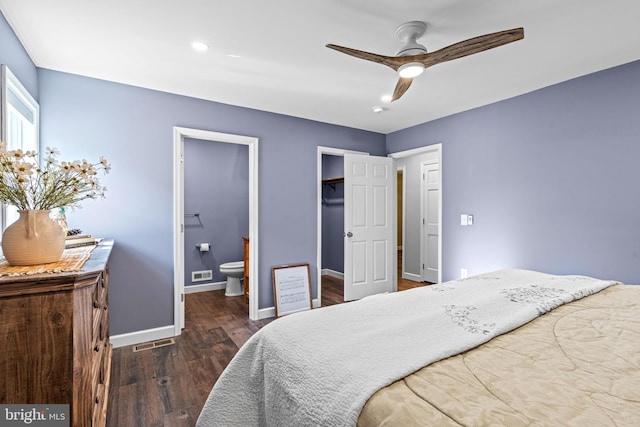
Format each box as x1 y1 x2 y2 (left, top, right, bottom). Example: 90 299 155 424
0 240 113 426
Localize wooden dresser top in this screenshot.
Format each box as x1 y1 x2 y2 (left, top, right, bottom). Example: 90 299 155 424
0 239 113 296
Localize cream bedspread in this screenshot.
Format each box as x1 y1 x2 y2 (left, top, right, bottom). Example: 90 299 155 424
197 269 618 427
358 284 640 426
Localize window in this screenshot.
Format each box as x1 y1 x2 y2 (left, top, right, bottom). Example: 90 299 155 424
1 64 40 231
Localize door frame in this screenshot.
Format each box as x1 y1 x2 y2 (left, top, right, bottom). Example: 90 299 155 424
316 146 366 307
397 166 407 278
173 127 259 336
388 143 442 284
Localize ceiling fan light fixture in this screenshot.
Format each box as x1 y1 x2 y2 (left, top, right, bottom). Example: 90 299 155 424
398 62 424 78
191 41 209 52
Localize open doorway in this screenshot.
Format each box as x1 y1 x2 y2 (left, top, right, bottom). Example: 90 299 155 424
390 144 442 285
316 147 366 307
182 138 248 293
316 147 397 305
173 127 259 336
319 153 345 304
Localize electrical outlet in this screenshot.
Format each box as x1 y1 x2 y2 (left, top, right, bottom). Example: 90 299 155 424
461 268 468 279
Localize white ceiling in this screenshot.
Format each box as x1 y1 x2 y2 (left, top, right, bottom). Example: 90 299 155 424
1 0 639 134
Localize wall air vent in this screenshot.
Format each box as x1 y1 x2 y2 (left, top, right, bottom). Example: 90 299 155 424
192 270 213 282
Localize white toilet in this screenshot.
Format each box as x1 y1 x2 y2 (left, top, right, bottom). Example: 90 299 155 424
220 261 244 297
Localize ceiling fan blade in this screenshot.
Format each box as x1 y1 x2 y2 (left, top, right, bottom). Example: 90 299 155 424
326 44 402 69
328 27 523 100
421 28 524 67
392 77 413 101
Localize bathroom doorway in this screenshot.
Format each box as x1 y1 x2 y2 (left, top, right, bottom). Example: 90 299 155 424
173 127 259 336
183 138 248 292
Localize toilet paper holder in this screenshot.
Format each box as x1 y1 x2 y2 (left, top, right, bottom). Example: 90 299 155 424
196 243 210 252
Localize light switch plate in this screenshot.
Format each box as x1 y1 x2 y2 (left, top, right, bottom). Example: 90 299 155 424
467 215 474 225
460 214 468 226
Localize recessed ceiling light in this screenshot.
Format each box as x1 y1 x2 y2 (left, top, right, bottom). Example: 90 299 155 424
191 41 209 52
381 94 392 103
372 106 384 113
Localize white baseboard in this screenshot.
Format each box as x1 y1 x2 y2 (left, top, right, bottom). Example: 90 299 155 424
258 306 276 319
184 281 226 293
402 272 422 282
321 268 344 279
110 325 175 349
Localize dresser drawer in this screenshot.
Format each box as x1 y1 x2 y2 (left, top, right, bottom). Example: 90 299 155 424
92 272 107 306
92 343 112 427
92 307 101 346
90 338 110 415
90 339 104 401
92 304 108 343
92 272 109 346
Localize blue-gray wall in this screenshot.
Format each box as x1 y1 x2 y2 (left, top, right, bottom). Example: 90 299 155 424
184 138 249 285
2 11 639 340
36 69 385 335
387 59 640 285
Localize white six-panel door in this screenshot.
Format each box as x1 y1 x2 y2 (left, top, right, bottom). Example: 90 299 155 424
421 161 440 283
344 154 396 301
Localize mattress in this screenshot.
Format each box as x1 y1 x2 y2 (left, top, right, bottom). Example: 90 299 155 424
358 284 640 426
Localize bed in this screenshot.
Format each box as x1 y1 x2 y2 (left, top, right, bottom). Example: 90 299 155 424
196 269 640 426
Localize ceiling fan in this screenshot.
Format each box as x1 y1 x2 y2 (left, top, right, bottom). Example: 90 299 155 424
326 22 524 102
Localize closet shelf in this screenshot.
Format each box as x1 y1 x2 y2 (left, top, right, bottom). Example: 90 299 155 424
322 176 344 190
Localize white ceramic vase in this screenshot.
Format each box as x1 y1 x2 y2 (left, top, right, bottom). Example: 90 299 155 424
1 210 65 265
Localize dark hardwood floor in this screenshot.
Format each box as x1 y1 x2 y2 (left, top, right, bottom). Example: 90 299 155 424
107 261 428 426
106 291 272 426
